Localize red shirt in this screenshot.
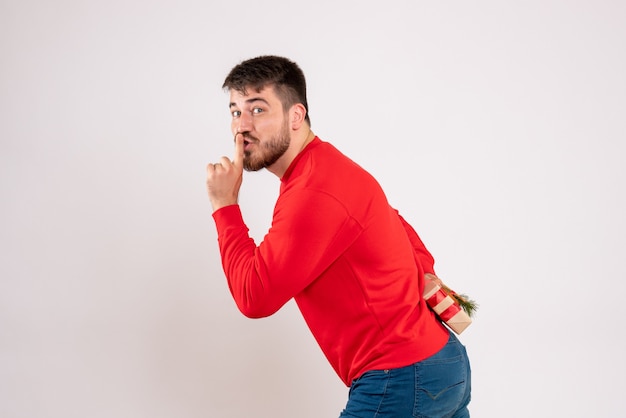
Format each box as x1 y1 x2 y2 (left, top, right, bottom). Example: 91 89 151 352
213 137 448 385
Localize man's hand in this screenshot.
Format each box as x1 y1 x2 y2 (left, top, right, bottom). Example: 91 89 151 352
206 134 244 212
424 273 443 288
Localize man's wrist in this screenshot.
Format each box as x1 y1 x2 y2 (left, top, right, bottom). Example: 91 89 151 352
210 198 238 213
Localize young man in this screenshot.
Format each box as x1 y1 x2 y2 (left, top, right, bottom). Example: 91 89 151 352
206 55 471 417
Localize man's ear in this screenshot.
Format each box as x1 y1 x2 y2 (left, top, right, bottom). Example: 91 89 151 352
290 103 307 130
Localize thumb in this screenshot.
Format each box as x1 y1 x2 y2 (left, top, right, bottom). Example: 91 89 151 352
233 133 244 168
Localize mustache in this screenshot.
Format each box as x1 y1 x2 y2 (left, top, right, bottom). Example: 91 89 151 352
234 133 259 144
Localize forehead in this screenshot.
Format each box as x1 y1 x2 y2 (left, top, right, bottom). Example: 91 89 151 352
229 84 280 106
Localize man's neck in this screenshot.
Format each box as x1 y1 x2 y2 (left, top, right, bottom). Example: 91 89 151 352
298 129 316 153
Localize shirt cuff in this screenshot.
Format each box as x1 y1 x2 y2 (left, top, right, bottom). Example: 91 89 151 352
212 204 245 230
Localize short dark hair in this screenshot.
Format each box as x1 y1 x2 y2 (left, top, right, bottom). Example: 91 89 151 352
222 55 310 125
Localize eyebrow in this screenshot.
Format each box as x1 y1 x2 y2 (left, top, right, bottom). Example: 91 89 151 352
229 97 270 108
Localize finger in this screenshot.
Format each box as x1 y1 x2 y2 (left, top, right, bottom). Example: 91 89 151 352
424 273 443 287
207 162 223 173
232 133 244 167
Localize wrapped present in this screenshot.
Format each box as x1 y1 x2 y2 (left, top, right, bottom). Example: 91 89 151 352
423 280 473 334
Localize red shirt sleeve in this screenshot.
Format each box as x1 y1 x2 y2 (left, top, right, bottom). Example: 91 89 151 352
213 190 362 318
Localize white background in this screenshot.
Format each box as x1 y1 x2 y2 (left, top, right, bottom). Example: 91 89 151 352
2 1 625 417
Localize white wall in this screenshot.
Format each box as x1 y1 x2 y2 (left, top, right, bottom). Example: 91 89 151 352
2 1 625 417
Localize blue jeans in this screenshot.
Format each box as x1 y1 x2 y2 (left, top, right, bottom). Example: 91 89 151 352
339 331 471 418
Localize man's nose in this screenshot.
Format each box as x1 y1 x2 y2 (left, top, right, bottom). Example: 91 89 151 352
236 111 253 133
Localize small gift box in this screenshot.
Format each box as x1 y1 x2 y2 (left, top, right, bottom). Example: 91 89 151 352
423 280 473 334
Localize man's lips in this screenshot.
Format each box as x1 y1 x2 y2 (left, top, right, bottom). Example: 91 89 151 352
242 136 258 149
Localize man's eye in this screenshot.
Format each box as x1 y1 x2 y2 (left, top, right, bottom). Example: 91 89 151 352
252 107 263 114
232 110 241 118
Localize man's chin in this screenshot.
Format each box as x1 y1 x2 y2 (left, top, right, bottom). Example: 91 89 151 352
243 160 265 172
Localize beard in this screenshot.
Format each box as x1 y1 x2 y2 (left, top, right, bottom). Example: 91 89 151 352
243 119 291 172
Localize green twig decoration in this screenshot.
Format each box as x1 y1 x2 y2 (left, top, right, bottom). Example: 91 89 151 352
442 285 479 318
